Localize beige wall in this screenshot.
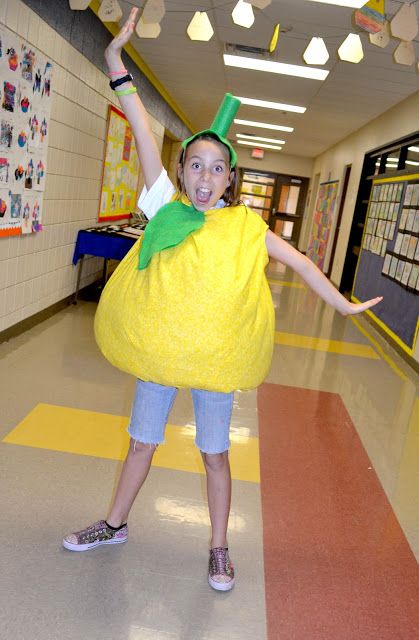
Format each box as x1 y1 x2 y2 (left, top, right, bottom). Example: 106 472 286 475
0 0 164 333
304 90 419 287
235 148 314 178
167 141 182 186
301 89 419 364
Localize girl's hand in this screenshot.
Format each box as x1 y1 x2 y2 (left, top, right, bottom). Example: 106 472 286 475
105 7 139 61
343 296 383 316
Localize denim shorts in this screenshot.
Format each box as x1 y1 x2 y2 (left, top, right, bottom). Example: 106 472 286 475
127 379 234 454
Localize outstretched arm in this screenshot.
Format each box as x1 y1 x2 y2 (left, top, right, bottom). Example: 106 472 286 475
265 230 383 316
105 7 162 189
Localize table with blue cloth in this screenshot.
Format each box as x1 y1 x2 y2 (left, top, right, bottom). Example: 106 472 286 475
72 224 145 303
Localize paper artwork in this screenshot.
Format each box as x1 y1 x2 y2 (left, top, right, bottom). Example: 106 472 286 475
98 105 141 222
0 25 52 237
306 180 339 271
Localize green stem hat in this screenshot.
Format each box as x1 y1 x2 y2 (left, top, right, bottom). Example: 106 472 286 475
181 93 241 167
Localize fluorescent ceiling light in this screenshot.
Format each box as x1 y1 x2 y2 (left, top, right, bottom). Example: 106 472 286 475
406 160 419 166
234 118 294 132
237 133 286 144
238 140 282 150
305 1 366 8
224 54 329 81
235 96 306 113
408 146 419 153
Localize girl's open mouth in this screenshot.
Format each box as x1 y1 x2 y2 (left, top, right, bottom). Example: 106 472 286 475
196 187 212 205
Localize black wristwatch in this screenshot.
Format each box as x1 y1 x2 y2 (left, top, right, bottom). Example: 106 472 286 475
109 73 133 90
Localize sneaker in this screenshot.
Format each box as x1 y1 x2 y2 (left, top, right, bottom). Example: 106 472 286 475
63 520 128 552
208 547 235 591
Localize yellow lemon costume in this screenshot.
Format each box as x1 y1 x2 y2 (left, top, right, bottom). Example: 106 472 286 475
94 199 275 393
95 94 275 392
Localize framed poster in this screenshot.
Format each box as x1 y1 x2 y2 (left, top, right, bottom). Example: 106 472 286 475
306 180 339 271
0 24 53 237
98 104 141 222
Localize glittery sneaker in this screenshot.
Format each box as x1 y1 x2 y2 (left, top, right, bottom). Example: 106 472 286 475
63 520 128 552
208 547 235 591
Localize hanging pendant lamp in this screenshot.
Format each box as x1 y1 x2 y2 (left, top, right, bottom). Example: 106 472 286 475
136 17 161 38
187 12 214 41
303 37 329 65
98 0 123 23
338 33 364 63
232 1 255 28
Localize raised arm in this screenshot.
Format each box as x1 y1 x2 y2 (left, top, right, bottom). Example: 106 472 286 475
265 230 383 316
105 7 162 189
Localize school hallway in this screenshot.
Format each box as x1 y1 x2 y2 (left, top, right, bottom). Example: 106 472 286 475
1 260 418 640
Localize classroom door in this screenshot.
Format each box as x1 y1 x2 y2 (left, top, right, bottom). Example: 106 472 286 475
270 176 309 247
239 170 309 248
240 170 276 222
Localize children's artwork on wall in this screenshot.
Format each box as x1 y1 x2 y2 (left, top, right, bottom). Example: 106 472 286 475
353 175 419 356
306 180 339 272
0 25 53 237
98 105 141 222
0 157 10 184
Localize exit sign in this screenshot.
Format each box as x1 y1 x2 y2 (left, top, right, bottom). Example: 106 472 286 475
251 147 265 159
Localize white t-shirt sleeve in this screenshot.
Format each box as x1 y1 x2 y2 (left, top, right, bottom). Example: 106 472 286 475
137 168 176 220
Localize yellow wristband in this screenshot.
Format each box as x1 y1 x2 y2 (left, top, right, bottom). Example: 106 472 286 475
115 87 137 96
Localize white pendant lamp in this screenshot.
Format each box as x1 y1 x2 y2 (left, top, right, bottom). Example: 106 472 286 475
187 12 214 41
390 3 418 42
69 1 91 9
141 0 166 25
232 1 255 29
394 41 416 66
338 33 364 63
98 0 122 22
136 17 161 38
303 37 329 65
369 20 391 48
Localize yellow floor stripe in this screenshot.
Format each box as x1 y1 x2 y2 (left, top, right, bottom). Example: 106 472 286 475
2 403 260 484
350 316 408 382
275 331 379 359
267 278 305 289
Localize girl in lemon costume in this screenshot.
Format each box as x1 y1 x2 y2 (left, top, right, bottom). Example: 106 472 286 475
63 8 383 591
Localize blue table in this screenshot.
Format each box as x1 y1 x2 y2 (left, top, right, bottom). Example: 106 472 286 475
72 228 140 303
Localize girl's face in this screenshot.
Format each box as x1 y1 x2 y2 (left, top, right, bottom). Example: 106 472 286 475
179 138 232 211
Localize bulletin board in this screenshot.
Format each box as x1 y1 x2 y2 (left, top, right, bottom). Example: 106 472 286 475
98 105 140 222
306 180 339 271
352 174 419 355
0 25 53 237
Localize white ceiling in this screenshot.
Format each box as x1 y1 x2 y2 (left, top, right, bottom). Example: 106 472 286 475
119 0 419 158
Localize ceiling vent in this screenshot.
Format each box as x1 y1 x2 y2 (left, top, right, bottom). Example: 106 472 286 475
225 42 270 58
225 27 292 59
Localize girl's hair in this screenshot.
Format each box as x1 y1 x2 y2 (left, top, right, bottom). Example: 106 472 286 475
176 134 241 206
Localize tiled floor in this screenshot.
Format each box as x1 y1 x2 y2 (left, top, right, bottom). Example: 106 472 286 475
1 261 418 639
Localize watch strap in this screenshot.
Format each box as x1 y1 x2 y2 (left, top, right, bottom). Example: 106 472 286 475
109 73 133 90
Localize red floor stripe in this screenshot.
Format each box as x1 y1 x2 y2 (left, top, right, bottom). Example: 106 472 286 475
258 383 419 640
